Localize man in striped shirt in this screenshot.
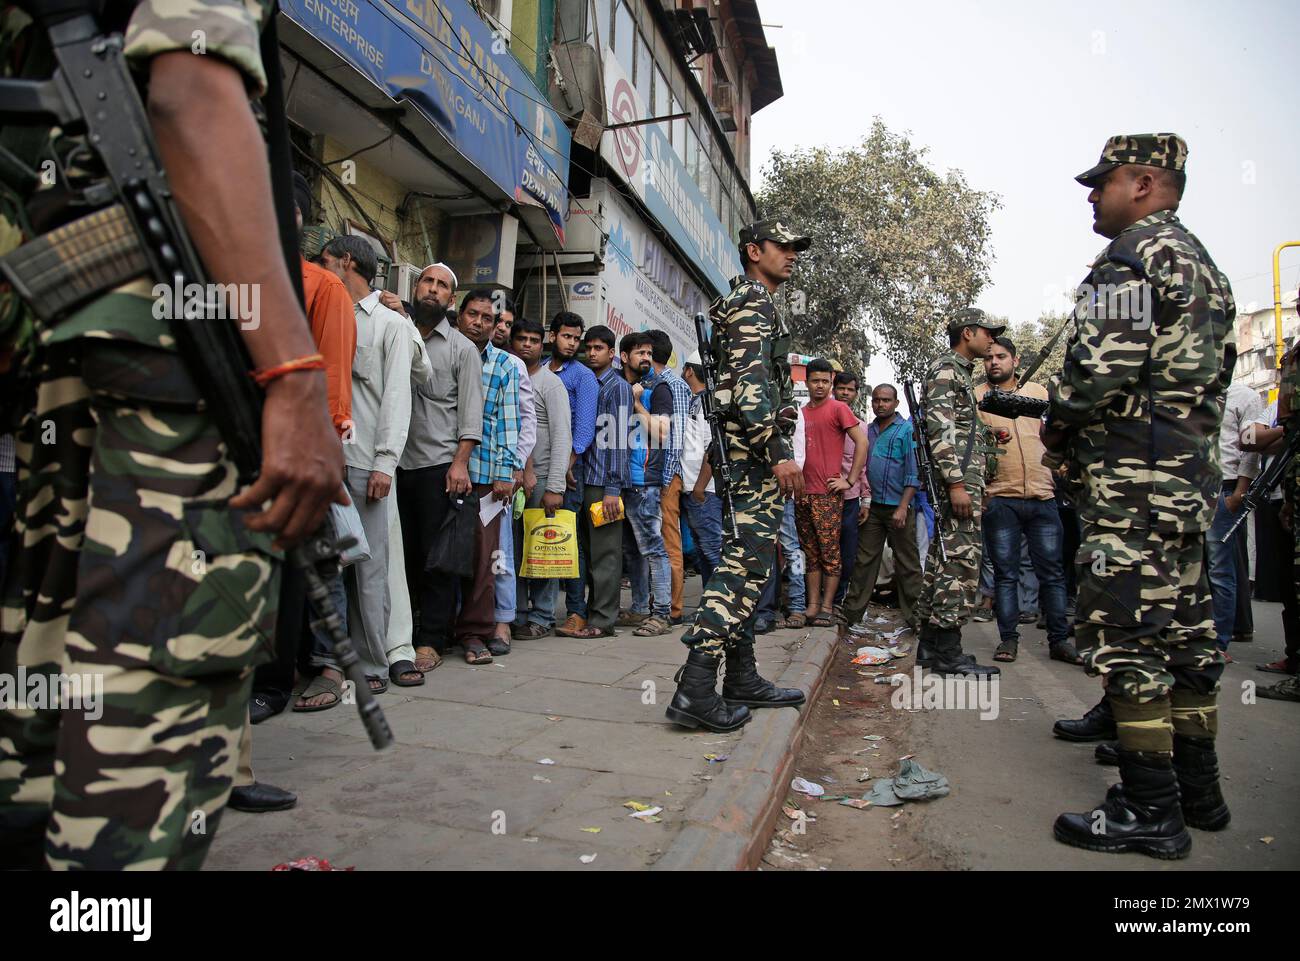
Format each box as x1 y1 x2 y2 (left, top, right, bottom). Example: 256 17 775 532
456 291 520 664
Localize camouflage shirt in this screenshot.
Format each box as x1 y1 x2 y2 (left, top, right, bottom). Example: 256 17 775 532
710 275 795 466
1 0 269 362
1047 209 1236 532
923 349 996 490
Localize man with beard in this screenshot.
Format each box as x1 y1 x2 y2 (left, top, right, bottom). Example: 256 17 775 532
975 337 1079 666
395 264 484 673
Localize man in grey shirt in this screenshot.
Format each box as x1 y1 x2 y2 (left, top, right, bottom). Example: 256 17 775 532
395 263 483 672
1207 379 1262 650
319 236 424 690
509 317 572 639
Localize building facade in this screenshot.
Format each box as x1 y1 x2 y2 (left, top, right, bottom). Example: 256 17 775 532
1232 291 1299 406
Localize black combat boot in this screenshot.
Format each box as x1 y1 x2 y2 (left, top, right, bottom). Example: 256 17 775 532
930 628 1000 676
1171 735 1230 831
665 650 752 732
1053 751 1192 859
722 644 806 708
1053 696 1116 741
1095 741 1119 766
916 625 937 668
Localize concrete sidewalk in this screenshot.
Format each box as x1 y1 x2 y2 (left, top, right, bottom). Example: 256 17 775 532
206 584 837 871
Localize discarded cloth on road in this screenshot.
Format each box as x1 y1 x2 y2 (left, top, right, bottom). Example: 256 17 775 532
851 759 949 808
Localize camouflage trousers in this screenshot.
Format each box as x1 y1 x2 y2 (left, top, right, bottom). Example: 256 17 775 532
681 454 782 657
1075 523 1222 754
0 316 280 869
913 487 983 631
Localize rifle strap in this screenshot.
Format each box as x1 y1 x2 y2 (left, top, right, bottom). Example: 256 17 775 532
1019 312 1076 387
260 2 304 310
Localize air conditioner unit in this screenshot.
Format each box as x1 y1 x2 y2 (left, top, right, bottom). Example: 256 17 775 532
387 263 422 304
548 41 606 150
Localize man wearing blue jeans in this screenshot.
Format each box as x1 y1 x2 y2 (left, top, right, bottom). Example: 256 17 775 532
681 355 723 586
975 338 1079 664
755 499 808 632
618 332 674 636
1206 380 1261 651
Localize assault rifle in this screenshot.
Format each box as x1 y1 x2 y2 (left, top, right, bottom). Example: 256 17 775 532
0 0 392 749
978 389 1050 421
693 312 738 540
903 381 947 564
1225 427 1300 544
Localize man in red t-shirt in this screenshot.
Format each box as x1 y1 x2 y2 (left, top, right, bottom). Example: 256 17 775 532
796 358 867 625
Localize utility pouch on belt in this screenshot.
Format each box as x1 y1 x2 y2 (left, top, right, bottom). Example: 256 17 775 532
1 203 148 322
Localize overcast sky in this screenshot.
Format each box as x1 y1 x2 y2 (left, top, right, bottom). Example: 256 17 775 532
750 0 1300 390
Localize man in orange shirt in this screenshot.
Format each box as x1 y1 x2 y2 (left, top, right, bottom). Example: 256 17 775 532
296 175 356 436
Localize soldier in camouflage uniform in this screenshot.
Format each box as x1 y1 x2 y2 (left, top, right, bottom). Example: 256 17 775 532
1046 134 1234 859
665 220 809 733
913 308 1004 677
0 0 342 869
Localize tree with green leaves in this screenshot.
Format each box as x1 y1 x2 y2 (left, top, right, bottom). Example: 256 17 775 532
758 119 1000 384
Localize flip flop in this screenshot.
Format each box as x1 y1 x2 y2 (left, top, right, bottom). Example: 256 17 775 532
366 674 389 695
414 647 442 673
389 660 425 687
783 612 807 629
465 641 493 664
292 674 342 712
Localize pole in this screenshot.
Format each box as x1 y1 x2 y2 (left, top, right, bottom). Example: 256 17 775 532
1272 241 1300 369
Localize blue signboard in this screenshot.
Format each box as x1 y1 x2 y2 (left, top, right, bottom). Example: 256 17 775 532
285 0 571 242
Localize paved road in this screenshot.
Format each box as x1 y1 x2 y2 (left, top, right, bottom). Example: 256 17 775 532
770 599 1299 871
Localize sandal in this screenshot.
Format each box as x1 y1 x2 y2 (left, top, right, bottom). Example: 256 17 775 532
783 612 807 629
292 674 342 712
569 624 616 638
811 614 834 628
1257 659 1296 675
993 640 1018 662
512 622 552 640
633 615 671 637
366 674 389 694
414 646 443 673
486 635 511 656
615 609 650 627
389 660 425 687
555 614 587 637
1049 641 1085 665
464 640 493 664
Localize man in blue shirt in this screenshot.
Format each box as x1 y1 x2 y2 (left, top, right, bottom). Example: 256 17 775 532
557 325 630 638
839 383 924 634
547 312 600 638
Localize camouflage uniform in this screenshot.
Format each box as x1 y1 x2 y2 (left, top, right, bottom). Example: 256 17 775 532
1046 134 1234 755
1260 340 1300 701
681 237 799 656
913 313 1003 632
0 1 280 870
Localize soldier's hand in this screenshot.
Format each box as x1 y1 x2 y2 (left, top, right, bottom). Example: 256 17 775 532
773 458 804 498
231 372 349 549
1040 422 1068 452
378 290 407 316
948 483 972 521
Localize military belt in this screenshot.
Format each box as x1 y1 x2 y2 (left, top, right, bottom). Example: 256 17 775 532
0 202 148 322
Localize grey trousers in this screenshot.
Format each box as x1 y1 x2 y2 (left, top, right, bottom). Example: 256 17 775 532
344 465 393 676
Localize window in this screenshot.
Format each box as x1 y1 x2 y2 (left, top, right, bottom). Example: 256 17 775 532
634 33 651 107
593 0 611 45
685 124 699 183
671 94 685 161
613 0 634 78
654 65 669 121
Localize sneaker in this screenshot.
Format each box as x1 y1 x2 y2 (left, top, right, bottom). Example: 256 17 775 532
1258 675 1300 702
1018 610 1038 624
972 608 993 623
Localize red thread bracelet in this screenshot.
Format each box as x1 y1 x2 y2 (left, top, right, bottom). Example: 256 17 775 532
250 353 326 387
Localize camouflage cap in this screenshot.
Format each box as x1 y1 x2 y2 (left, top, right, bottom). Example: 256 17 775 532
946 307 1005 337
739 218 812 252
1075 133 1189 187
